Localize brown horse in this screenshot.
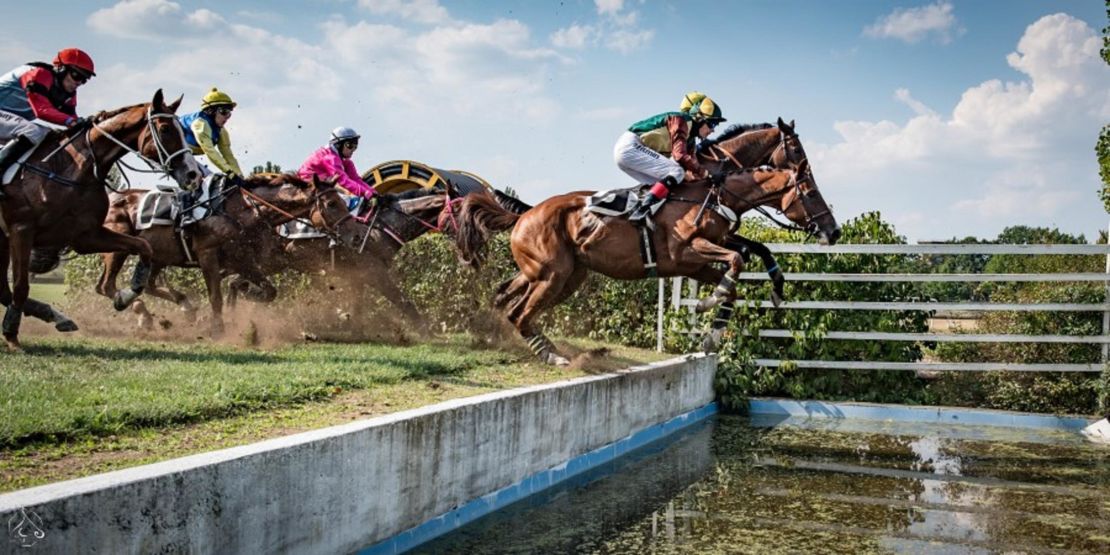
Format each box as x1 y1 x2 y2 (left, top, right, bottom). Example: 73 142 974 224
469 118 817 306
0 90 200 350
96 174 360 336
455 165 840 364
224 187 466 331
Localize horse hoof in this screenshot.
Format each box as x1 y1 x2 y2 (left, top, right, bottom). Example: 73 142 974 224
701 329 724 353
771 291 784 308
4 336 22 353
696 297 720 314
54 319 79 332
544 352 571 366
113 289 140 311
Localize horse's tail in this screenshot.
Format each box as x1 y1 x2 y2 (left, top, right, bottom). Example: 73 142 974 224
455 192 521 269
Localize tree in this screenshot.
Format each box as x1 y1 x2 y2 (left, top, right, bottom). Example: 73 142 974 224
251 161 283 175
1099 1 1110 212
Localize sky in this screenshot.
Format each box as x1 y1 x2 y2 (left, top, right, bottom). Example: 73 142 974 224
3 0 1108 242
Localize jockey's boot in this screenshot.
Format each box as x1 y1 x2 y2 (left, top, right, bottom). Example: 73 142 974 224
0 136 35 200
628 175 678 223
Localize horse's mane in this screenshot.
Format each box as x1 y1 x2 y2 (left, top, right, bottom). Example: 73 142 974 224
93 103 148 123
244 172 309 189
709 122 774 144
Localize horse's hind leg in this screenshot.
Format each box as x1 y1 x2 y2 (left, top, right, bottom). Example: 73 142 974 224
0 233 75 333
513 266 582 367
143 267 197 323
3 223 34 350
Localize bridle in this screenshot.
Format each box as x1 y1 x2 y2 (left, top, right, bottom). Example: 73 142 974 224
241 183 352 237
354 188 465 248
715 165 827 237
86 106 193 187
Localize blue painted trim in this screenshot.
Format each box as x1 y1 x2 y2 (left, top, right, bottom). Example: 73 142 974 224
748 398 1093 431
358 402 718 555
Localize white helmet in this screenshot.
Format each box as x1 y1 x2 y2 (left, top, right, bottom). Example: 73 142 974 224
330 126 360 144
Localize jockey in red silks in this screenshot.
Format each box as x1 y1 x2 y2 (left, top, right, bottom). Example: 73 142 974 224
297 127 377 200
0 48 96 199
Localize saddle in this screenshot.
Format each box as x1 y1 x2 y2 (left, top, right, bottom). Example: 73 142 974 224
135 174 226 230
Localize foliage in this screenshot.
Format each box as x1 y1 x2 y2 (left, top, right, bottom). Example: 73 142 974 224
930 226 1105 414
251 161 283 175
1099 2 1110 213
672 212 931 411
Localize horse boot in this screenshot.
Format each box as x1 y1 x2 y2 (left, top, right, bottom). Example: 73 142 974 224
0 136 35 200
628 175 678 223
29 247 63 274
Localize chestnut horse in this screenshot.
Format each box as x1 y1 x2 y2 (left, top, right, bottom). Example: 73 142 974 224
225 187 466 331
0 90 200 350
96 174 360 336
455 165 840 364
470 117 817 306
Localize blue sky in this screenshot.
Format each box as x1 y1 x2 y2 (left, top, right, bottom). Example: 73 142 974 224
3 0 1108 241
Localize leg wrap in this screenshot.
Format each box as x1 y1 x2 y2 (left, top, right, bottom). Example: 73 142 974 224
713 274 737 298
130 261 151 293
2 305 22 336
711 302 735 330
526 334 554 357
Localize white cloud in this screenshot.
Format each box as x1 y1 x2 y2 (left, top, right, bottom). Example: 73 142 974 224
605 29 654 54
87 0 227 40
864 1 962 44
357 0 449 25
595 0 624 17
551 24 595 49
894 88 936 117
816 13 1110 239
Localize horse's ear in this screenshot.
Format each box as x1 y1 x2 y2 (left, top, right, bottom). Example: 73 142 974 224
167 94 183 113
152 89 165 111
777 117 790 131
789 119 795 129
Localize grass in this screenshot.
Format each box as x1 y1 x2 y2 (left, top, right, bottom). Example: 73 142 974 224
0 333 666 492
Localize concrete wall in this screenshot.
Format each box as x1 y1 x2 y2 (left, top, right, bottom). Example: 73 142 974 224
0 354 716 555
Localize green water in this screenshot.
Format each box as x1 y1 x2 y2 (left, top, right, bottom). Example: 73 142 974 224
410 415 1110 554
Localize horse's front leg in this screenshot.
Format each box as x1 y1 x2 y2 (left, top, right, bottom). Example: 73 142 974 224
196 248 226 338
687 237 746 313
2 224 34 351
0 232 75 334
71 226 154 311
725 235 784 307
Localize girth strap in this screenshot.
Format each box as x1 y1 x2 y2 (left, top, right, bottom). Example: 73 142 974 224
638 225 657 277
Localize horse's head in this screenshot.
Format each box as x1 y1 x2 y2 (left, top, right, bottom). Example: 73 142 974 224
137 90 201 189
776 159 840 245
305 176 365 248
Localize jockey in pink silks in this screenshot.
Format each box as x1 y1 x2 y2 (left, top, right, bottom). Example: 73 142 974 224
297 127 376 199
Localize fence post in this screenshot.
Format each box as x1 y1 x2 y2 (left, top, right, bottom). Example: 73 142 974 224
656 278 664 352
1104 221 1109 364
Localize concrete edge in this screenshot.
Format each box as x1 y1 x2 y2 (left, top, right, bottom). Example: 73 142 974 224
0 353 709 512
357 402 719 555
749 398 1095 431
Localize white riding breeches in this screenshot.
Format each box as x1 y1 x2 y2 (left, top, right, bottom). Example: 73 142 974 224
613 131 685 185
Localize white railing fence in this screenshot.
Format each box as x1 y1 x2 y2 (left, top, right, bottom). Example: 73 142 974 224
663 241 1110 373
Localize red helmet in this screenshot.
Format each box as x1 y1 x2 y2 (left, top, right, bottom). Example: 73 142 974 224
53 48 96 77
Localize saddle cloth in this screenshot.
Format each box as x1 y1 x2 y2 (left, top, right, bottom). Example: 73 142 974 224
584 186 646 217
135 174 222 230
276 193 364 241
1 120 66 185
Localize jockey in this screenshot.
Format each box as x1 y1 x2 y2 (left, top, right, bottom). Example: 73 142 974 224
615 93 726 222
297 127 377 200
0 48 95 199
179 88 243 185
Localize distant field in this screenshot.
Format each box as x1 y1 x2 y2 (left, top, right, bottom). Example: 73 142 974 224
28 282 67 305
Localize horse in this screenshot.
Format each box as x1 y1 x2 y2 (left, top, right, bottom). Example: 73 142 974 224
96 174 361 336
466 117 817 307
225 186 468 332
0 90 200 351
453 164 840 365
